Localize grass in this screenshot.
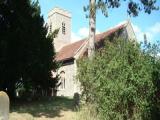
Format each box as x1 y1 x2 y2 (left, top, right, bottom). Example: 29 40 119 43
9 97 98 120
73 104 99 120
10 97 76 120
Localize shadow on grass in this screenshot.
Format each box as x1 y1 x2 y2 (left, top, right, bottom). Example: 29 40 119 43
10 96 76 118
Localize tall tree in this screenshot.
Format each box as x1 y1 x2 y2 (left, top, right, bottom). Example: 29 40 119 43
88 0 96 59
85 0 159 59
0 0 58 99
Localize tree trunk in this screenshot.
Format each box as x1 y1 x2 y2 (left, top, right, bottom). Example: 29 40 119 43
88 0 96 59
7 82 15 101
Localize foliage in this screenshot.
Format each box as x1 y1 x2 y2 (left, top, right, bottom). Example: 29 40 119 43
77 38 160 120
84 0 159 17
0 0 59 99
85 0 159 60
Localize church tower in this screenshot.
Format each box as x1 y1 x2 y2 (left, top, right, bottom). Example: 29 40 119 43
47 7 71 52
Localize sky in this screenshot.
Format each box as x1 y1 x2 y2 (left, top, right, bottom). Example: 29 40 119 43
38 0 160 43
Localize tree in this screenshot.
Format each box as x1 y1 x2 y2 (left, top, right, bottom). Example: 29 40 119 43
0 0 58 99
88 0 96 59
85 0 159 59
77 38 160 119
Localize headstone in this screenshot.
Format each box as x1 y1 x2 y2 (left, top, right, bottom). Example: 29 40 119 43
73 92 80 107
0 91 9 120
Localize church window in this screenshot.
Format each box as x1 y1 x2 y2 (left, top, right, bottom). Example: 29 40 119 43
62 22 65 35
49 23 52 33
60 71 65 89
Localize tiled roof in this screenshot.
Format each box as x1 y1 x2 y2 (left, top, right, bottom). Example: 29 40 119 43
56 40 85 61
56 23 127 61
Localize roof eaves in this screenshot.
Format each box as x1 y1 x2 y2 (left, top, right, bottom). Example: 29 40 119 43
56 57 74 62
73 39 88 58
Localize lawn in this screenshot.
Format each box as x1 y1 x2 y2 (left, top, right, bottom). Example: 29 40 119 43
9 97 76 120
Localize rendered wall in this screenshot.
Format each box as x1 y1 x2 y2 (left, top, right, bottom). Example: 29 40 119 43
57 60 81 97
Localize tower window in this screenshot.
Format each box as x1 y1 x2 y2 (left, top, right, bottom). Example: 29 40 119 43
49 23 52 33
62 22 65 35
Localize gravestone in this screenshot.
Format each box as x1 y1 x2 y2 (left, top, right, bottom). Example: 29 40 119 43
0 91 9 120
73 92 80 107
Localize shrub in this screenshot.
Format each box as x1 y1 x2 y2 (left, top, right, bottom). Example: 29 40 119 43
77 38 160 120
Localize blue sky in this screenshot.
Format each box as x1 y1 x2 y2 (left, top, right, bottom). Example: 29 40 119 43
38 0 160 43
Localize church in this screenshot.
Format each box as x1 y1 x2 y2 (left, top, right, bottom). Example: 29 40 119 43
47 7 136 96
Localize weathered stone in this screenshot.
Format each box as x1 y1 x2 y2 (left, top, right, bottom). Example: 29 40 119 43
73 92 80 107
0 91 9 120
47 7 71 52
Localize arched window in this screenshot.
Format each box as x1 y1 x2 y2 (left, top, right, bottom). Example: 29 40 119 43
60 71 65 89
62 22 65 35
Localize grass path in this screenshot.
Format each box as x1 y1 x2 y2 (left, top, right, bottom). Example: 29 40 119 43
9 97 76 120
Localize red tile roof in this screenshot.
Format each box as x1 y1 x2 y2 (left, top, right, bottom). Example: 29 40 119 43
56 23 127 61
56 40 85 61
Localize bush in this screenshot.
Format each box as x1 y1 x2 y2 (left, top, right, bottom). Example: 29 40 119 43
77 38 160 120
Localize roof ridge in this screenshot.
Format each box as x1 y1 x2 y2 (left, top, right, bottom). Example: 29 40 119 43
56 21 129 61
74 40 88 55
72 21 127 44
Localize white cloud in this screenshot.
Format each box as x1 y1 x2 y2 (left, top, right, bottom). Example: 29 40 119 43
71 22 160 43
78 27 100 37
132 22 160 43
71 32 81 43
78 27 89 38
108 21 128 30
71 27 100 43
149 22 160 34
132 24 146 42
96 29 100 34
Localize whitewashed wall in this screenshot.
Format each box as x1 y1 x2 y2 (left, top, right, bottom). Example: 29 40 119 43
125 21 137 41
57 60 81 97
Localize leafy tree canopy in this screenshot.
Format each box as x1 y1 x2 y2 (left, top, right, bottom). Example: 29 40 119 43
0 0 58 99
84 0 159 17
